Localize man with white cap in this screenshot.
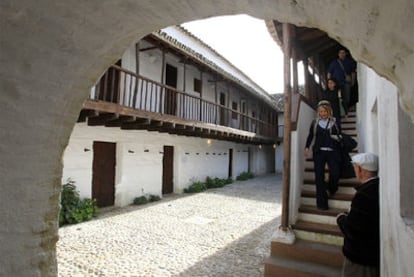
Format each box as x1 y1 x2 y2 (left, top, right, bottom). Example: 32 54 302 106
337 152 380 277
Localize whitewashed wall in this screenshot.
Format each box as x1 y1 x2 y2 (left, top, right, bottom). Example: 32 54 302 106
289 102 315 224
62 124 272 207
139 46 163 82
358 65 414 276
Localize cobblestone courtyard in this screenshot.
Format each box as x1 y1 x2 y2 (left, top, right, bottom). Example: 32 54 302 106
57 174 282 277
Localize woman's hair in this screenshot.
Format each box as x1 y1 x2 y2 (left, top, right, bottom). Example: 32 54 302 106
317 100 333 117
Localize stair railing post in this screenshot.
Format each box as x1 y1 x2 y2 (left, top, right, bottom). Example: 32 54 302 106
281 23 292 231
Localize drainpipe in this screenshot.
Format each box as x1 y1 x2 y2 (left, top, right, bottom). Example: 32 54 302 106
281 23 292 231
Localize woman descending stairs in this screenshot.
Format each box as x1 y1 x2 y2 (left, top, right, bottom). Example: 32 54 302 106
265 110 358 277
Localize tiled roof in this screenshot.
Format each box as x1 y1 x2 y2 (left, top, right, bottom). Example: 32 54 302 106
152 25 279 110
270 94 284 111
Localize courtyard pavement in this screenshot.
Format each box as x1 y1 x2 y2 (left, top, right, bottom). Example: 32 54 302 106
57 174 283 277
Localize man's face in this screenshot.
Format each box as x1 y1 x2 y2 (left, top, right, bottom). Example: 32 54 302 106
338 50 347 60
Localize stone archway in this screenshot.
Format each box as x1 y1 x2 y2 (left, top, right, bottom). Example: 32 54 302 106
1 1 413 275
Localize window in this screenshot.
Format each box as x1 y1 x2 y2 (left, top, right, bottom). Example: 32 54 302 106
232 102 238 119
194 78 201 93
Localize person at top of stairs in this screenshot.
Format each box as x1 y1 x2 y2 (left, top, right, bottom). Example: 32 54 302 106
304 100 341 210
337 153 380 277
320 77 342 131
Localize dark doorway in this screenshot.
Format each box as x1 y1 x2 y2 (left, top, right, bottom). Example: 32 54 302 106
165 64 178 115
248 147 252 173
92 141 116 207
228 148 233 178
162 145 174 194
220 92 226 126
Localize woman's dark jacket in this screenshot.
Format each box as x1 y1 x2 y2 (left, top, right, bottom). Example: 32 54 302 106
337 177 380 266
305 119 340 153
321 88 341 120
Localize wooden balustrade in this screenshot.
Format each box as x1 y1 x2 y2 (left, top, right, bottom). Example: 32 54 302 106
90 65 277 139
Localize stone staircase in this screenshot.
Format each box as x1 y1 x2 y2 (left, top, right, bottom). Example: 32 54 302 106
265 111 358 277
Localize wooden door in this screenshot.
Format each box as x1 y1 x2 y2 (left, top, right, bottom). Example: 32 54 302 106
162 145 174 194
92 141 116 207
165 64 177 115
228 148 233 178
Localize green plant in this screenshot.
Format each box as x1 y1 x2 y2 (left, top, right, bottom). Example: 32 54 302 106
236 171 255 181
149 194 161 202
133 196 149 205
184 181 207 193
206 176 232 188
59 179 98 227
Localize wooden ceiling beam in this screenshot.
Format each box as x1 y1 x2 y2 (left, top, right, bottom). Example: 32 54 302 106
88 113 119 126
105 115 136 127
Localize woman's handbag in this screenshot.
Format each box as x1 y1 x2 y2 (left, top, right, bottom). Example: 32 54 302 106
340 150 356 178
333 132 357 178
338 133 358 152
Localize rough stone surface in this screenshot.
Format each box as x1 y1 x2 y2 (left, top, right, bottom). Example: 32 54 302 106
57 174 282 276
1 1 414 275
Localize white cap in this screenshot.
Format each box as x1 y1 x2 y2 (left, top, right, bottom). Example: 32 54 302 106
351 153 379 171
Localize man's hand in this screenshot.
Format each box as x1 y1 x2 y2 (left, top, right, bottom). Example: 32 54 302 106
304 148 309 157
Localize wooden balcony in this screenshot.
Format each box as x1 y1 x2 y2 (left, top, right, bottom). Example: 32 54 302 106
78 65 280 144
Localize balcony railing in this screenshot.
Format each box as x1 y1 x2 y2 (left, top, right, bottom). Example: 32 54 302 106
89 65 277 139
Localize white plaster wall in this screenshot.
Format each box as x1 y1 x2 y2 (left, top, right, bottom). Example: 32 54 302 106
121 44 137 73
358 66 414 276
275 143 283 173
289 102 315 224
115 142 163 206
61 138 94 198
233 149 249 176
248 144 274 175
183 64 200 94
355 65 381 153
139 48 163 81
62 124 272 207
202 73 216 103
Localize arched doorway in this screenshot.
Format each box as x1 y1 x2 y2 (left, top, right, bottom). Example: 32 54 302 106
1 1 414 276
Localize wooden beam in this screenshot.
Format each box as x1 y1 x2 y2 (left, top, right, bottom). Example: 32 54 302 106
120 118 150 130
87 113 118 126
77 109 98 122
281 23 292 230
139 46 158 52
105 115 136 127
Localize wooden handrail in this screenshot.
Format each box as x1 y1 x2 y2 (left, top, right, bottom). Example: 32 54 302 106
91 65 278 139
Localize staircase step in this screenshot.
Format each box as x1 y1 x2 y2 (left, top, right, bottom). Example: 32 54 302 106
302 184 354 195
269 239 344 267
293 220 342 237
303 178 358 187
301 197 350 210
301 190 354 201
294 229 343 246
299 205 347 216
264 254 342 277
298 205 348 225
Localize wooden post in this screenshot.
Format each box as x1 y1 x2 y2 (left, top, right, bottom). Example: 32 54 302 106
303 59 311 99
292 47 298 95
281 23 292 230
